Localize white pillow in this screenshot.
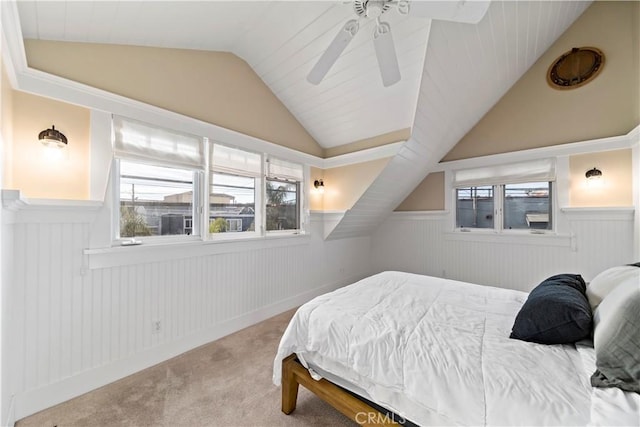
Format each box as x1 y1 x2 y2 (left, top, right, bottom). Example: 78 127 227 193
586 266 640 311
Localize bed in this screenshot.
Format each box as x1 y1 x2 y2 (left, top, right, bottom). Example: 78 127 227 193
273 271 640 426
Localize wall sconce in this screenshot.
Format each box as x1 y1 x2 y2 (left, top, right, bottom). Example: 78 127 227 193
585 167 603 188
585 167 602 180
313 179 325 194
38 125 67 148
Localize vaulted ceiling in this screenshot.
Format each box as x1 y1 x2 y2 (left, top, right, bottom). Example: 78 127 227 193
13 0 592 239
17 0 433 149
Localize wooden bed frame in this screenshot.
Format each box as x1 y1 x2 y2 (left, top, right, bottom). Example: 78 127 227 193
281 354 399 426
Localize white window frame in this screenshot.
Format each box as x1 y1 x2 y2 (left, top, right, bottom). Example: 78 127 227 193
451 159 557 235
112 158 204 245
208 142 263 240
207 171 262 240
227 218 243 232
111 116 308 246
265 156 305 235
454 182 554 234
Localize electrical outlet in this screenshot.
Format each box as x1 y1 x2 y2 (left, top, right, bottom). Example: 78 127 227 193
152 320 161 334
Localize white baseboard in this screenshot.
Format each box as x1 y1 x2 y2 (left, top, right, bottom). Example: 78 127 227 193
3 394 15 427
12 273 366 421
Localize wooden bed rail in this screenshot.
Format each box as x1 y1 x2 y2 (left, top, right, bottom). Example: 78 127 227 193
281 354 399 426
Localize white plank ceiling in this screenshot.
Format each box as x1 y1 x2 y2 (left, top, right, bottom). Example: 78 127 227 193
16 0 432 149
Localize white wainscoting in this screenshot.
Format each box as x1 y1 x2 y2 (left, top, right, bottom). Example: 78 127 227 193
1 211 16 427
4 203 373 422
372 209 635 293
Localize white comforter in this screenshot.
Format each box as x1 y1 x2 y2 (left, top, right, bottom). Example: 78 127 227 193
273 271 639 426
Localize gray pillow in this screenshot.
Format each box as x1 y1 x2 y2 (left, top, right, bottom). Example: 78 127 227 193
590 276 640 393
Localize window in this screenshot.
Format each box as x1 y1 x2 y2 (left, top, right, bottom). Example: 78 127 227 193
503 182 551 230
119 161 198 237
210 173 257 234
210 143 262 236
113 116 204 241
456 186 494 229
453 159 555 233
113 116 307 244
266 179 300 231
266 157 304 231
227 218 243 232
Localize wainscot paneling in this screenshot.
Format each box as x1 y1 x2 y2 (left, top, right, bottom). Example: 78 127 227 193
4 201 373 421
372 208 635 292
1 211 16 426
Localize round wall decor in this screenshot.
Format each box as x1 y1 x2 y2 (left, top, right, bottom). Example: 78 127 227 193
547 47 604 90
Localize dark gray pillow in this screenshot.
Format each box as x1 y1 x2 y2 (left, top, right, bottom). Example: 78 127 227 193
510 274 592 344
591 277 640 393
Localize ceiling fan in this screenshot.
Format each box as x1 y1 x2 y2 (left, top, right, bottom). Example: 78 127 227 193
307 0 491 87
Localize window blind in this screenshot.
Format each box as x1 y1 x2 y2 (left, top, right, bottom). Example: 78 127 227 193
452 158 556 187
113 116 204 168
267 157 304 181
211 143 262 177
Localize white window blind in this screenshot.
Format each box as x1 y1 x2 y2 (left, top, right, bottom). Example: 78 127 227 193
211 143 262 177
113 116 204 168
453 158 556 187
267 157 304 181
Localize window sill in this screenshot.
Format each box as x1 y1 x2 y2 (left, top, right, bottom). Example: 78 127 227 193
444 230 573 248
85 232 311 269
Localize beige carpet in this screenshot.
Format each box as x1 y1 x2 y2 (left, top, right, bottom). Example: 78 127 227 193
17 309 354 427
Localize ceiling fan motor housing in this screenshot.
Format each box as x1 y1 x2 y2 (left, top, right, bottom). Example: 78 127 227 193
354 0 392 18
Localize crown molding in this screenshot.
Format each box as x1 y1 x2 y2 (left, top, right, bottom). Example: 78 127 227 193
431 126 639 173
322 141 404 168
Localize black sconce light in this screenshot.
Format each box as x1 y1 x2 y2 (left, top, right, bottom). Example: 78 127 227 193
585 167 602 181
313 179 325 193
39 125 68 148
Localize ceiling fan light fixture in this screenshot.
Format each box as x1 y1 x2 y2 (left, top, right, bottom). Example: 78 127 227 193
366 1 385 18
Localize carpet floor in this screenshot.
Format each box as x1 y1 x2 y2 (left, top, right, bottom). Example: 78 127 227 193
16 309 354 427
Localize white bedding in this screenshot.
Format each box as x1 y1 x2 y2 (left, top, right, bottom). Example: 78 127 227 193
273 271 639 426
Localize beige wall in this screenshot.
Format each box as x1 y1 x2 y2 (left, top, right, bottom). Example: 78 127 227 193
324 128 411 158
12 91 90 199
395 172 445 211
310 158 390 211
1 64 14 188
24 40 324 157
569 149 632 207
309 166 324 211
444 1 639 161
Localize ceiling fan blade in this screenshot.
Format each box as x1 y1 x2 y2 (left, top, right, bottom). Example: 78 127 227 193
409 0 491 24
373 22 400 87
307 19 360 85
